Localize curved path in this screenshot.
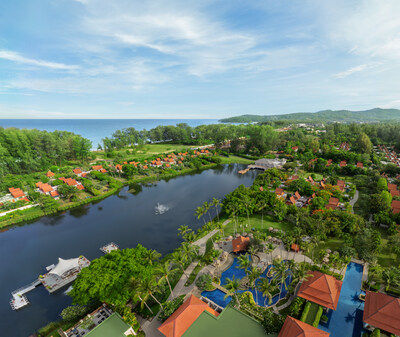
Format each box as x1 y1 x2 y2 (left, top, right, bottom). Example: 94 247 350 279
349 189 359 213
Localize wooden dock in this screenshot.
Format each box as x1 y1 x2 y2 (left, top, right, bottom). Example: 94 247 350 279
10 279 42 310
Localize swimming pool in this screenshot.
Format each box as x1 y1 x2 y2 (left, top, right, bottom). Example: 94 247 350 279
318 262 366 337
202 257 292 307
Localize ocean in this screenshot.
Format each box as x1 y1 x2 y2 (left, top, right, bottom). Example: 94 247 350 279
0 119 218 148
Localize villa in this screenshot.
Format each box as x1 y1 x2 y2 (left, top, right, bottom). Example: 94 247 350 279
46 171 55 178
297 271 342 311
339 161 347 168
63 305 136 337
278 316 329 337
356 162 364 168
158 295 266 337
326 198 339 210
363 291 400 336
391 200 400 214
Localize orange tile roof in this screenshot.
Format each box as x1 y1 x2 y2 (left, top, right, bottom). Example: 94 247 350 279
8 188 25 198
291 244 300 252
297 271 342 310
92 165 103 170
356 162 363 168
73 168 82 174
39 183 54 193
339 160 347 167
278 316 329 337
288 196 296 205
165 164 171 167
50 190 59 197
391 200 400 214
81 173 87 178
295 191 301 200
115 164 123 171
158 295 218 337
232 236 250 252
46 171 54 177
77 184 84 190
143 165 148 169
21 197 30 202
100 169 107 173
275 188 285 196
388 183 397 191
36 182 43 187
326 197 339 210
65 178 78 186
363 291 400 336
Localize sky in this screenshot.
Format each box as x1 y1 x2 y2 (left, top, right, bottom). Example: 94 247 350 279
1 0 400 119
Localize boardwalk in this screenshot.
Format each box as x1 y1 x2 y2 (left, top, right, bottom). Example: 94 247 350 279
10 279 41 310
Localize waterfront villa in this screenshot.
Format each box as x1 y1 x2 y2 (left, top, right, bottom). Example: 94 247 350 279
8 187 26 201
46 171 55 178
63 305 136 337
297 271 342 311
363 291 400 336
40 256 90 293
231 235 250 253
73 168 83 176
278 316 329 337
158 295 266 337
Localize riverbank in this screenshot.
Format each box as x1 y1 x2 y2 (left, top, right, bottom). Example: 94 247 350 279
0 163 222 230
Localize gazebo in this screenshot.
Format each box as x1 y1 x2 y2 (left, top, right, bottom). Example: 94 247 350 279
231 236 250 253
49 257 81 277
363 291 400 336
297 271 342 310
278 316 329 336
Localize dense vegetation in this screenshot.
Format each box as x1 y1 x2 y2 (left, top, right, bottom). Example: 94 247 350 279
219 108 400 123
0 128 92 177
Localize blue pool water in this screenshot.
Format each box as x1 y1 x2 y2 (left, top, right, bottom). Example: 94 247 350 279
202 257 292 308
318 262 366 337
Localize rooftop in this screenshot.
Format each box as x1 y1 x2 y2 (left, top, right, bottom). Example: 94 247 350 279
231 236 250 253
278 316 329 337
297 271 342 310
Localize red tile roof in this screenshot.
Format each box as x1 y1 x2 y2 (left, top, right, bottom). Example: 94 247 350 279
363 291 400 336
21 197 30 202
278 316 329 337
391 200 400 214
356 162 363 168
326 197 339 210
39 183 54 193
339 160 347 167
46 171 55 177
8 188 25 198
115 164 123 171
100 169 107 173
388 183 397 191
92 165 103 171
158 295 218 337
50 190 59 197
291 244 300 252
390 189 400 197
77 184 84 190
232 236 250 252
297 271 342 310
288 196 296 205
295 191 301 200
73 168 82 174
81 173 87 178
275 188 285 196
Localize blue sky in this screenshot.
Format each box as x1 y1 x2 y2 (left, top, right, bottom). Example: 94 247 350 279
1 0 400 119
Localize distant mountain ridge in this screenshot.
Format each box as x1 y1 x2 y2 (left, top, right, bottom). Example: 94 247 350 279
219 108 400 123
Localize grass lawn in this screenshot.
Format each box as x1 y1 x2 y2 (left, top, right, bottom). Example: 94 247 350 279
219 155 254 165
223 214 293 236
375 227 400 267
304 302 320 325
304 238 344 261
301 171 323 181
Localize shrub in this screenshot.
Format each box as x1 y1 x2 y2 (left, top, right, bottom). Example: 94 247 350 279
158 295 185 322
288 297 305 319
371 328 381 337
195 274 213 291
300 302 311 322
313 306 324 327
261 310 285 334
320 314 328 323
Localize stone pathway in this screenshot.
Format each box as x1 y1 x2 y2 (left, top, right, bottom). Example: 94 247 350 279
192 229 219 255
349 189 359 213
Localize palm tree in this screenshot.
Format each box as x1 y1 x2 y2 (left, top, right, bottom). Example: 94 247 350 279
212 198 221 222
177 225 189 238
248 246 259 267
238 254 251 280
156 261 177 299
224 276 241 308
127 277 153 314
256 197 268 229
248 267 262 303
171 250 188 276
138 275 164 311
145 249 161 265
195 206 206 225
273 259 289 299
203 201 212 222
382 267 400 291
257 278 278 306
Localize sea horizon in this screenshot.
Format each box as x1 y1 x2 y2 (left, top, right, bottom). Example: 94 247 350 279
0 118 219 148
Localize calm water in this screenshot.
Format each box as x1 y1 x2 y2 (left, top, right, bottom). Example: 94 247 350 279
318 262 366 337
0 119 218 148
0 164 257 337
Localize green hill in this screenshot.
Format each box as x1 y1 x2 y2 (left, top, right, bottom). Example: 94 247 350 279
219 108 400 123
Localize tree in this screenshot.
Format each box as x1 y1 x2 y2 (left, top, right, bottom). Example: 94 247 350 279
261 309 284 334
212 198 221 222
58 184 77 201
247 267 262 303
354 228 381 262
238 254 251 280
177 225 189 238
138 273 164 311
257 278 278 306
60 305 87 322
224 276 241 308
356 133 372 154
156 261 177 299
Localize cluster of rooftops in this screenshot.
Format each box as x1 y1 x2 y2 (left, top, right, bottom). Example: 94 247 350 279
377 144 400 167
156 270 400 337
273 175 346 211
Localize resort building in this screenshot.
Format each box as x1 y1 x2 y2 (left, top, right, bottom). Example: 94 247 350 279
391 200 400 214
73 168 83 176
63 305 136 337
363 291 400 336
158 295 266 337
46 171 55 178
336 180 345 192
339 160 347 168
297 271 342 311
253 158 287 170
158 295 219 337
36 182 56 195
278 316 329 337
231 236 250 253
40 256 90 293
326 198 339 210
356 162 364 169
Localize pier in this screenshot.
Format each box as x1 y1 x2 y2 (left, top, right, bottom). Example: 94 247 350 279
100 242 119 254
10 279 42 310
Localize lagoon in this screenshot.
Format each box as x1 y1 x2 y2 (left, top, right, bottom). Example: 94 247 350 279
0 164 257 337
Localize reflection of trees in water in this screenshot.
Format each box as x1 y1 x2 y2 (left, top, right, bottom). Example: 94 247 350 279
128 182 143 195
40 213 66 226
69 205 90 218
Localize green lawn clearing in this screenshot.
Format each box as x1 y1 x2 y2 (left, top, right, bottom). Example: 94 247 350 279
219 155 254 165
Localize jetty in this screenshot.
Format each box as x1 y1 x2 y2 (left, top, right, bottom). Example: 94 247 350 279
100 242 119 254
10 279 42 310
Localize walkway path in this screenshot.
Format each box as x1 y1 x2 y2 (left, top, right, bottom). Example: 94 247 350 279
350 189 359 213
192 229 219 255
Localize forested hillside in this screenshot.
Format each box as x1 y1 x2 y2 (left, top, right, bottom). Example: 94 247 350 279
220 108 400 123
0 128 92 177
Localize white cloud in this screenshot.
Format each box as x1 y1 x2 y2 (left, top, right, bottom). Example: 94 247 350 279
333 62 381 79
0 50 79 70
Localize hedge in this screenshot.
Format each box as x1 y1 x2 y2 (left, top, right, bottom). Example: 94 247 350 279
313 306 324 327
300 302 311 322
371 328 381 337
